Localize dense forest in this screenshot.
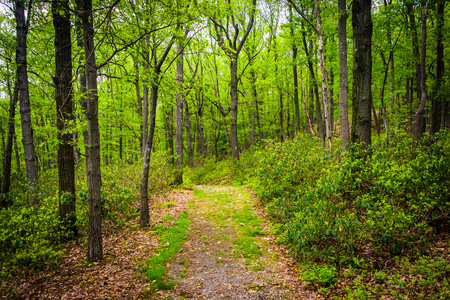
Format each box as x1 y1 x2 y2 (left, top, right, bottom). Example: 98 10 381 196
0 0 449 298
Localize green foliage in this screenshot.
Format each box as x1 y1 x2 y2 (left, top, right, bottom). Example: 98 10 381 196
0 197 64 276
255 131 450 263
141 211 190 290
300 264 338 287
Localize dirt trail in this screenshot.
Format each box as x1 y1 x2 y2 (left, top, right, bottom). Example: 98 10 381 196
156 185 315 300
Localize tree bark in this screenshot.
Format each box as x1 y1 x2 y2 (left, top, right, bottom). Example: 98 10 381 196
81 0 102 262
431 1 444 134
140 39 173 227
289 6 301 135
315 0 332 148
1 76 18 208
338 0 350 149
53 0 77 238
16 0 38 207
229 55 239 159
351 0 373 146
175 41 184 185
413 0 430 144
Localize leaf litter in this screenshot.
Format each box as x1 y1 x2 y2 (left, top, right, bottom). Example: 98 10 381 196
4 186 318 299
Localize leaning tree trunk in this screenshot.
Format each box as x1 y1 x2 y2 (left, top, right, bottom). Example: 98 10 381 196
16 0 38 208
413 0 430 144
81 0 102 262
53 0 77 238
351 0 373 146
289 5 301 135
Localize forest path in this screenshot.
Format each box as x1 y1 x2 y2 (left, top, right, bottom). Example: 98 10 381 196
155 185 315 300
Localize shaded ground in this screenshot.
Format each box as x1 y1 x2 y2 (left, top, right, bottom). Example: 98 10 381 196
3 190 192 299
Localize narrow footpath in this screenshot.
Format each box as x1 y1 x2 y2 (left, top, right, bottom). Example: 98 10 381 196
156 185 315 300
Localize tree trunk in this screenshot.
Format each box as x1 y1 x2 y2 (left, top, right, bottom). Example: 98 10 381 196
431 1 444 134
140 39 173 227
175 41 184 185
230 55 239 160
413 0 430 144
53 0 77 238
351 0 373 146
140 83 158 227
81 0 102 262
289 6 301 135
184 98 194 167
1 76 18 208
16 0 38 207
315 0 332 148
141 38 150 157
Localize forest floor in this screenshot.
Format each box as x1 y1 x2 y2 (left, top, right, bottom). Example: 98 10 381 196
5 185 317 299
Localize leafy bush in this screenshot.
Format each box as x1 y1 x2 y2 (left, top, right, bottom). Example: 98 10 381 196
255 131 450 263
0 197 64 275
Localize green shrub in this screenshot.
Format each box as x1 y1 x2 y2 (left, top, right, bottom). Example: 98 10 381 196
256 131 450 263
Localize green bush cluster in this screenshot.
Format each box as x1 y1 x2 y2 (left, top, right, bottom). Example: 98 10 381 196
254 131 450 263
0 196 64 276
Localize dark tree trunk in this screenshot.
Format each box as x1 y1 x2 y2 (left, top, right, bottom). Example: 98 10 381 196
351 0 373 146
52 0 77 238
175 41 184 185
81 0 102 262
339 0 350 149
16 0 38 207
140 40 173 227
413 0 430 144
1 76 18 208
406 4 421 104
141 38 150 157
229 55 239 160
431 2 444 134
289 6 301 135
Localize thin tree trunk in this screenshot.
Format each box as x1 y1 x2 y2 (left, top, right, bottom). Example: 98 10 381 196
53 0 77 238
315 0 332 148
351 0 373 146
175 41 184 184
413 0 430 144
289 5 301 134
81 0 102 262
300 73 314 135
184 99 194 167
229 55 239 160
141 37 150 157
16 0 38 207
431 1 444 134
140 40 173 227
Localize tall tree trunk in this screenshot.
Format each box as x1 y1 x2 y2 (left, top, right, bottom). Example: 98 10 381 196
431 1 444 134
141 38 150 157
184 98 194 167
289 5 301 134
229 55 239 160
315 0 332 148
16 0 38 207
1 76 18 208
300 73 314 134
406 4 421 107
413 0 430 144
81 0 102 262
53 0 77 238
351 0 373 146
140 40 173 227
175 41 184 185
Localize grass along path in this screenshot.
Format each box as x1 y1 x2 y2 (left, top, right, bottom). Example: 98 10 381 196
154 185 315 299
